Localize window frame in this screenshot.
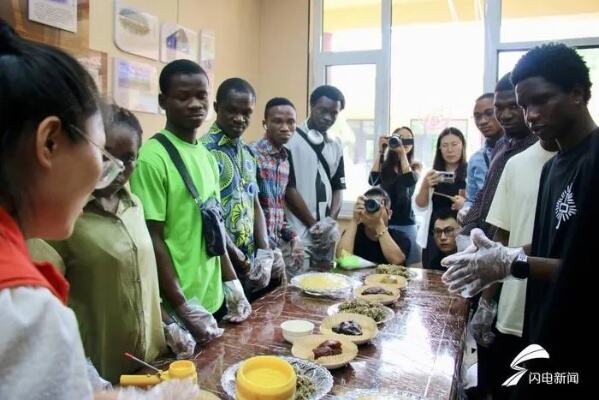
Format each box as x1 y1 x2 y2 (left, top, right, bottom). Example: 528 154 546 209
312 0 599 219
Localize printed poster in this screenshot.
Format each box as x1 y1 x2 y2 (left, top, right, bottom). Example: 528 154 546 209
113 58 158 114
114 1 159 60
160 22 199 63
28 0 77 33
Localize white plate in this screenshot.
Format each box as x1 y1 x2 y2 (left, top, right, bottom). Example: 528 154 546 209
327 303 394 325
290 272 353 299
221 356 333 400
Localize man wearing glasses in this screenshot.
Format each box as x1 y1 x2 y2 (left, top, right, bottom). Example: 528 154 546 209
430 209 461 270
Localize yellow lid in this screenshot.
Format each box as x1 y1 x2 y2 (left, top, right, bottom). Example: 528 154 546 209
168 360 196 380
236 356 296 400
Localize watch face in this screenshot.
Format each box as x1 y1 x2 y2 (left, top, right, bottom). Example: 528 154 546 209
512 260 529 279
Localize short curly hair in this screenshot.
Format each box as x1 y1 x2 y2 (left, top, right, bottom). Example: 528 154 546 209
511 43 592 103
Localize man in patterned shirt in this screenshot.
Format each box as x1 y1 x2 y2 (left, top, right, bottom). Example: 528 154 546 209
250 98 304 275
202 78 278 299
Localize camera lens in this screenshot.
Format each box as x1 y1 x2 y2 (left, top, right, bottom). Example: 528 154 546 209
388 135 402 149
364 198 381 213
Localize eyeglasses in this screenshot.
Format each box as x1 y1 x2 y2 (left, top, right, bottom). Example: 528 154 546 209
433 227 459 237
69 124 125 189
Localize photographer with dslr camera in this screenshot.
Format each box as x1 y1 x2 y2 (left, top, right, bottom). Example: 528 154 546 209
369 127 422 265
336 187 410 265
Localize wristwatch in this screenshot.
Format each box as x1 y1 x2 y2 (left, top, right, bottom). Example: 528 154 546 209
510 253 530 279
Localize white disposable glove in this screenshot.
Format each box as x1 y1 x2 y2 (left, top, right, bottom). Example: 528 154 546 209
248 248 274 291
223 279 252 323
469 297 497 347
441 229 522 297
116 378 200 400
176 299 224 343
271 248 287 284
86 358 112 391
163 322 196 359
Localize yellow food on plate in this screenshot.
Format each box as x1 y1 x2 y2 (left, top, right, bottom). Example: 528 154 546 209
365 274 408 289
297 273 350 290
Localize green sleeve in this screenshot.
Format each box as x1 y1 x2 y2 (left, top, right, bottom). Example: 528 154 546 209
130 157 168 222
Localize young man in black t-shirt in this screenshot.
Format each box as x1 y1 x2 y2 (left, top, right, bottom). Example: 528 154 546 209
336 187 410 265
441 43 597 393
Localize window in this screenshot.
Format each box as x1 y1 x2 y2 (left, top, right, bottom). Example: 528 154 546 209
390 0 485 165
313 0 599 217
500 0 599 43
322 0 382 52
326 64 377 200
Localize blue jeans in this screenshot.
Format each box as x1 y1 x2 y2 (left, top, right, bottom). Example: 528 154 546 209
389 224 421 266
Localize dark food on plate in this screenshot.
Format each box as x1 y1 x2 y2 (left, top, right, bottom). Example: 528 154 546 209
332 320 363 336
313 340 343 359
362 286 393 296
338 299 387 323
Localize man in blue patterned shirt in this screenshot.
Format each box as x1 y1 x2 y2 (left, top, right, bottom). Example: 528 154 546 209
202 78 276 298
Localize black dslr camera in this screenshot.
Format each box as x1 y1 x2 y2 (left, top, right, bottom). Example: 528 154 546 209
364 198 381 213
388 135 402 149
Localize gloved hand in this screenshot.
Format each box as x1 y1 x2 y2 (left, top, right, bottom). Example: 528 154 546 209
248 248 274 291
86 358 112 391
469 297 497 347
163 322 196 359
223 279 252 323
176 299 223 343
309 217 340 264
441 229 522 297
271 248 287 284
281 237 305 277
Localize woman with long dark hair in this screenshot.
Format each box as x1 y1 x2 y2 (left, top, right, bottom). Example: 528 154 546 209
369 127 422 265
413 127 468 269
0 20 111 398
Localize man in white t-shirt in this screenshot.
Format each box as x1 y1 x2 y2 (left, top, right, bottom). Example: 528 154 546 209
481 138 557 398
285 85 346 268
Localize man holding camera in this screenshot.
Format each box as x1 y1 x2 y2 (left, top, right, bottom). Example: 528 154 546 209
336 187 410 265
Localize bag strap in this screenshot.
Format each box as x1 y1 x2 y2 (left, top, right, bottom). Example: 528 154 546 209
152 133 201 205
296 127 332 184
483 149 490 169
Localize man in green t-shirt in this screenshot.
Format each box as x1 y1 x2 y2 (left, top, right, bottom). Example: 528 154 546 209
130 60 251 342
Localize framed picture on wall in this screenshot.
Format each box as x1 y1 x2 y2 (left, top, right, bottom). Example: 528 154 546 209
160 22 198 63
113 58 158 114
114 1 159 60
71 49 108 95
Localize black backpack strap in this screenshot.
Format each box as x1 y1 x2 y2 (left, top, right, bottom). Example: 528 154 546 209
152 133 201 205
296 127 332 184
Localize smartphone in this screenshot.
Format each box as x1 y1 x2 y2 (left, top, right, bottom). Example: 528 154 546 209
438 171 455 184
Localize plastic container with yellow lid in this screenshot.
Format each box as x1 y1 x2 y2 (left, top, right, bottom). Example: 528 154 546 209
120 360 197 387
235 356 297 400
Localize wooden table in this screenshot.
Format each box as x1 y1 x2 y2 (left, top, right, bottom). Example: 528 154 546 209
181 268 469 399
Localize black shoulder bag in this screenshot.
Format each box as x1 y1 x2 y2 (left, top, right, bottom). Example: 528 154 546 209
152 133 226 257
